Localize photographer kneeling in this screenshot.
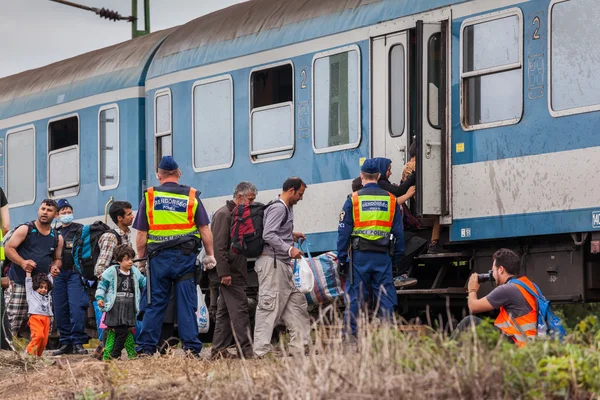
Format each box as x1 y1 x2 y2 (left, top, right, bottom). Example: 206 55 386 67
452 248 539 347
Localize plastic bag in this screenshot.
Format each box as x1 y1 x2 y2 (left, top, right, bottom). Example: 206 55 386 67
294 255 315 294
196 285 210 333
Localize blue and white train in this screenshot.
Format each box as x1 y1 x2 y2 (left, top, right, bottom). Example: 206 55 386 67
0 0 599 305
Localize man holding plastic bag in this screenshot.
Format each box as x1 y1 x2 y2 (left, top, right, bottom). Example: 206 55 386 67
337 159 405 337
253 177 311 358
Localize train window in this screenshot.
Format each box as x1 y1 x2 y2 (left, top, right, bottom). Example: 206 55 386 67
154 90 172 170
461 11 523 130
389 45 405 137
48 115 79 198
98 105 119 190
428 33 442 129
313 47 361 152
550 0 600 116
250 62 294 161
6 126 35 207
192 76 233 171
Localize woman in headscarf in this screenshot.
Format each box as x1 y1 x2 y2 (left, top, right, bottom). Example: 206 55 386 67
372 157 416 201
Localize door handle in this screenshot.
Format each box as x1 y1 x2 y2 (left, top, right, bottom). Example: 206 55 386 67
395 143 406 153
425 141 441 159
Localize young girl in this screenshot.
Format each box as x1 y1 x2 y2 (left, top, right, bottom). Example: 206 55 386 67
95 245 145 360
25 271 53 356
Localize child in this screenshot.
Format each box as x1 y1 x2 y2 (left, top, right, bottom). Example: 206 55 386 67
25 271 54 356
95 245 145 360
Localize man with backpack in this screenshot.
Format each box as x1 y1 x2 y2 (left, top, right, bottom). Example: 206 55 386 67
134 156 216 356
253 177 310 358
51 199 88 355
3 199 63 339
210 181 257 359
94 201 135 278
453 248 565 346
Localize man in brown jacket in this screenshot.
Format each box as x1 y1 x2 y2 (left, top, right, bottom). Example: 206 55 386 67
210 181 257 359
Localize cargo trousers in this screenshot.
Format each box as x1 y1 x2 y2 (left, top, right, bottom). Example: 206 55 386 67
253 256 310 357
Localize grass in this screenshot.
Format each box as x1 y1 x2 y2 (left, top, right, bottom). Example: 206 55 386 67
1 310 600 399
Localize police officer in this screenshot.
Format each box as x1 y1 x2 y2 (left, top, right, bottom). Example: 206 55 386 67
337 159 405 336
134 156 216 356
52 199 89 355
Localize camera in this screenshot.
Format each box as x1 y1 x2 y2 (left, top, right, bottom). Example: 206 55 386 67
478 270 495 284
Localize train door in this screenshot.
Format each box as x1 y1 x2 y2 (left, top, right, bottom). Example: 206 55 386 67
371 20 449 217
372 32 410 181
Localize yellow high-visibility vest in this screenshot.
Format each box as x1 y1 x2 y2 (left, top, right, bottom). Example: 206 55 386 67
145 186 201 245
351 191 396 241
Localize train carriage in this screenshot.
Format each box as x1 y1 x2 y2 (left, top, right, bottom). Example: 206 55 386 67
1 0 599 314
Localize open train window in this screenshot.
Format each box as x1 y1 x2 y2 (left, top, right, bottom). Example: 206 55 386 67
192 76 234 171
313 46 361 153
6 125 36 207
154 89 172 170
98 105 120 190
48 115 79 198
249 62 294 162
550 0 600 117
460 9 523 130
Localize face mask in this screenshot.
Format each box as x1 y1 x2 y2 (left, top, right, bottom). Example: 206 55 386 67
59 214 74 224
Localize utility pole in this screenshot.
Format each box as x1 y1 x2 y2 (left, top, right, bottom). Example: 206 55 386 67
132 0 151 38
49 0 150 39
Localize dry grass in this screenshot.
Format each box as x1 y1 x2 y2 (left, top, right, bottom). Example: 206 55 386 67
0 311 598 400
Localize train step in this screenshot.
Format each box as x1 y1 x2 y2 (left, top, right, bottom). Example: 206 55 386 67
396 287 466 296
414 252 471 260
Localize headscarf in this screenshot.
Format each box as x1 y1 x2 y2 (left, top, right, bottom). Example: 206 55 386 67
372 157 392 182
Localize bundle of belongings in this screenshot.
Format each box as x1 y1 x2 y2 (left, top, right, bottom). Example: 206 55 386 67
290 251 345 305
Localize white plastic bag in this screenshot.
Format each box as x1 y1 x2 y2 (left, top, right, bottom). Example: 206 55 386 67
294 256 315 294
196 285 210 334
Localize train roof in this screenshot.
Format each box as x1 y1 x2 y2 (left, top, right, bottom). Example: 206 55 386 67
147 0 464 83
0 28 174 120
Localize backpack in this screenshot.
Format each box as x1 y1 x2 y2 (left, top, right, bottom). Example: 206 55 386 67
511 279 567 341
2 221 59 276
230 201 288 258
72 221 121 283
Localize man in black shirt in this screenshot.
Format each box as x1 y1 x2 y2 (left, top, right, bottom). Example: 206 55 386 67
52 199 89 355
4 199 63 339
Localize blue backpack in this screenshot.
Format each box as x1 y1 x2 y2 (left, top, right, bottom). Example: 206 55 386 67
511 279 567 341
72 221 121 286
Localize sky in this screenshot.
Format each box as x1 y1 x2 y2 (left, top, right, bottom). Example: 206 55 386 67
0 0 246 78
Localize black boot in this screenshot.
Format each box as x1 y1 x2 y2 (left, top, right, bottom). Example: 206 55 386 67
52 344 73 356
72 344 87 355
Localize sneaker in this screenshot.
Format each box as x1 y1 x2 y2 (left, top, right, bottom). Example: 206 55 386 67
427 242 446 254
72 344 87 355
52 345 73 356
394 274 418 288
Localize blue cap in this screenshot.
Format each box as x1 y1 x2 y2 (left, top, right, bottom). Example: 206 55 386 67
57 199 72 211
158 155 179 171
361 159 379 174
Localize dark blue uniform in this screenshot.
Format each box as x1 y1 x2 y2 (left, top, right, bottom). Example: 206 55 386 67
337 183 404 335
53 222 89 347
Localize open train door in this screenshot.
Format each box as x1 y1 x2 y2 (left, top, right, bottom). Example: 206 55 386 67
415 20 448 218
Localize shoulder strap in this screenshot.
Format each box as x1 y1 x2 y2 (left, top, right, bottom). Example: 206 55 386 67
265 201 289 228
110 229 122 245
511 280 542 303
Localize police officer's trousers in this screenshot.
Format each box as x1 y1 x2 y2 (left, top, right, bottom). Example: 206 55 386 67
253 256 310 357
344 250 397 336
136 248 203 354
52 269 89 346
